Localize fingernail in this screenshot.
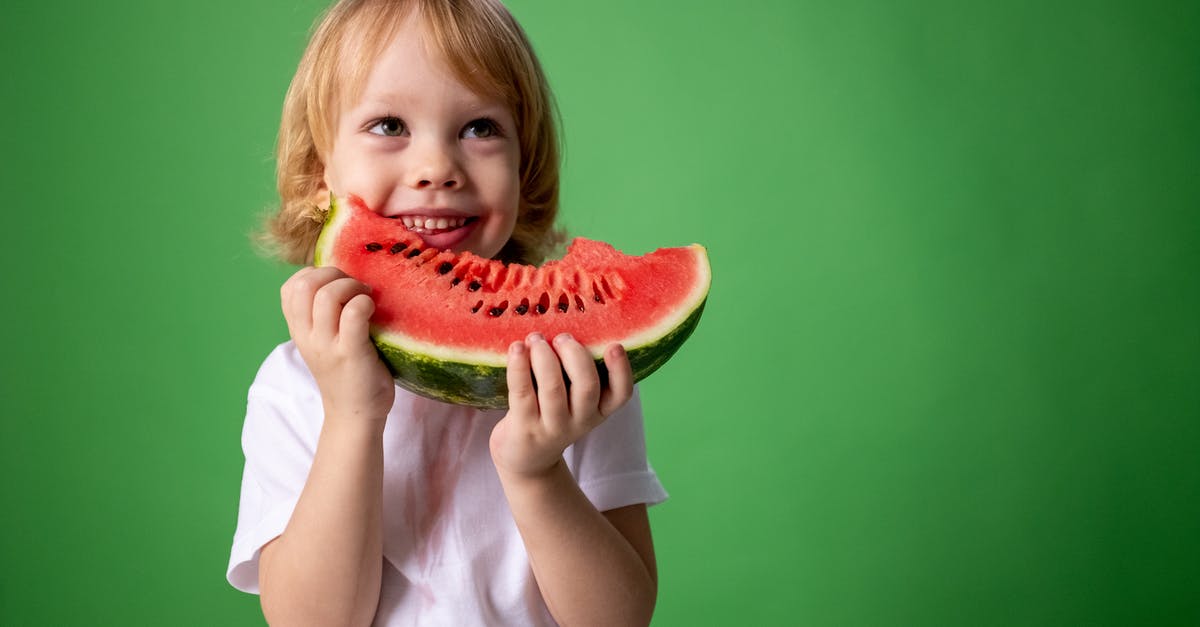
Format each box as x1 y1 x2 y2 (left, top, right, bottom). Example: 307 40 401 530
527 332 545 343
555 333 573 345
509 341 524 355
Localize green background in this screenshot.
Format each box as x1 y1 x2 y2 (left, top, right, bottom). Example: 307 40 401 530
2 1 1197 625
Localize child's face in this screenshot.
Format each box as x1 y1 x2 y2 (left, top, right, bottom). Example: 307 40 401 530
320 16 521 259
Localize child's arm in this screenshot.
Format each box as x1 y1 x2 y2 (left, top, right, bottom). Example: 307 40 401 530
258 266 394 627
491 333 658 627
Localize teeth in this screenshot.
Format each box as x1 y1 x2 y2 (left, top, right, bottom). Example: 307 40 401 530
401 215 468 231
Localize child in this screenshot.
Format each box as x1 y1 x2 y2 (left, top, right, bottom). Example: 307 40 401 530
225 1 667 625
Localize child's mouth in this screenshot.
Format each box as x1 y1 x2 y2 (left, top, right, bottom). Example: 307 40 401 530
396 215 478 249
399 215 474 234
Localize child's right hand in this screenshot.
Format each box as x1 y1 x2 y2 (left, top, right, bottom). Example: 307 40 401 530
280 266 395 424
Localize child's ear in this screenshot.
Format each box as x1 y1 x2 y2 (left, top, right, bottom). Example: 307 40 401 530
312 179 331 210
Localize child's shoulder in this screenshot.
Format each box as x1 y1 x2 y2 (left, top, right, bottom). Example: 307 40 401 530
249 340 318 399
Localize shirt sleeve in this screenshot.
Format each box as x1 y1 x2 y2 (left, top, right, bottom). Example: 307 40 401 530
226 344 322 594
566 386 668 512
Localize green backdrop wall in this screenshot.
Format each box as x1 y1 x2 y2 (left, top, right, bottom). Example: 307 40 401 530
2 1 1197 625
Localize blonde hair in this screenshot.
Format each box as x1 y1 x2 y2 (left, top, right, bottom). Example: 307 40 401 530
262 0 563 265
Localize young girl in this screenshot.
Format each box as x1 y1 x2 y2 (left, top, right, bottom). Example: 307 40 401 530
226 1 666 625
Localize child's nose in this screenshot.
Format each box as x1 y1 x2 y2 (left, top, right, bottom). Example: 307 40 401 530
408 141 462 190
414 170 459 190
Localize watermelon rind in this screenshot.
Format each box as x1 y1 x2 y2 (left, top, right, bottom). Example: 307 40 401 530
312 195 348 268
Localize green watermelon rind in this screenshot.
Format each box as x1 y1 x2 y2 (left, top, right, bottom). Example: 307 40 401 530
373 298 707 409
311 195 347 267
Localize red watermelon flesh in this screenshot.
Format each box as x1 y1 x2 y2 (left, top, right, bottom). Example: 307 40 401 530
314 194 710 408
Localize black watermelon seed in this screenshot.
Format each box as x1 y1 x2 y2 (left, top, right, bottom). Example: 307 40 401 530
451 277 462 287
389 242 407 254
437 262 453 274
468 281 482 292
556 301 569 313
515 300 529 315
407 249 422 258
471 300 483 314
365 242 383 252
535 303 547 315
488 307 504 317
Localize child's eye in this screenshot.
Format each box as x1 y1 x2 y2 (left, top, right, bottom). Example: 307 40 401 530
462 118 501 139
368 117 407 137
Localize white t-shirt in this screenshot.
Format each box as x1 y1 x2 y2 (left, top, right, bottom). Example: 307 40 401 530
226 342 667 626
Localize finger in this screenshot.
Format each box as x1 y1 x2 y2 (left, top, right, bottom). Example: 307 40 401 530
505 340 538 418
338 292 376 342
311 277 371 340
283 266 350 317
553 333 601 420
526 333 569 423
598 343 634 417
280 266 320 336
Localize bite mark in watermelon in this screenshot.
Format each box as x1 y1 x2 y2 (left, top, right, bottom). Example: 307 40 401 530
313 195 710 408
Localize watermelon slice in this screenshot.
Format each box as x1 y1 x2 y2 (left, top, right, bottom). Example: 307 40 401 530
313 195 710 408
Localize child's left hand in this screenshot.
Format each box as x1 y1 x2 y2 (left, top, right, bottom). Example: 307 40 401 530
490 333 633 478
